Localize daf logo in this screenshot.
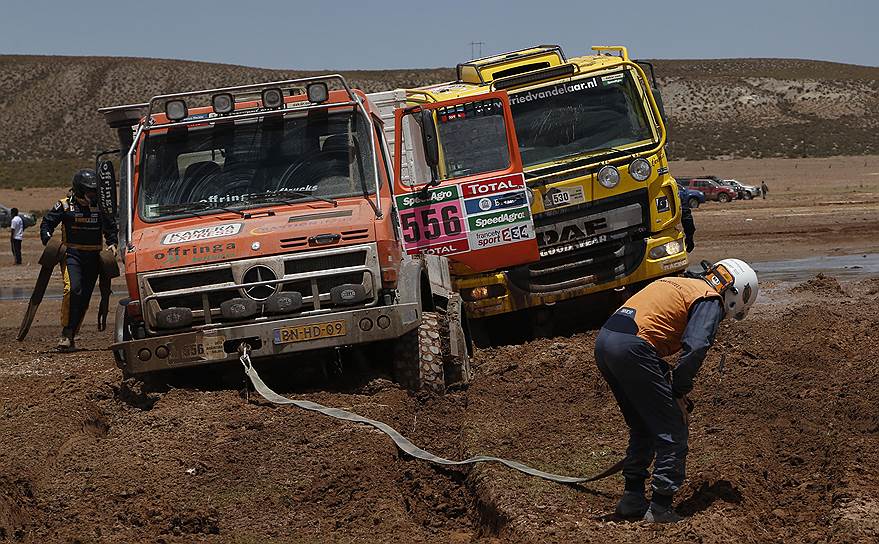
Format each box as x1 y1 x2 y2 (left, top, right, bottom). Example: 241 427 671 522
241 265 277 300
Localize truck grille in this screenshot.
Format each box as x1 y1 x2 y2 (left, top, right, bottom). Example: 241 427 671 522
139 244 378 331
509 190 649 293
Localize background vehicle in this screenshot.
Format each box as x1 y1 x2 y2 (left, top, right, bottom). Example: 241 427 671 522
723 178 760 199
0 205 36 228
370 45 687 343
99 75 497 393
686 178 737 203
676 181 705 209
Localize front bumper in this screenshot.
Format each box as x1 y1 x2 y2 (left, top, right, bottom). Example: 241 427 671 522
113 303 420 375
456 228 688 318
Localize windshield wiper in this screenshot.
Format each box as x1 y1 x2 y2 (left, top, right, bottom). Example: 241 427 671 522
153 201 247 217
245 190 338 208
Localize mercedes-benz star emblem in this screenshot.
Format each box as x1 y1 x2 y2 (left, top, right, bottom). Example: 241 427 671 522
242 265 277 300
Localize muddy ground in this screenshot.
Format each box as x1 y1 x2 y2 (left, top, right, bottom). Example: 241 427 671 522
1 156 878 543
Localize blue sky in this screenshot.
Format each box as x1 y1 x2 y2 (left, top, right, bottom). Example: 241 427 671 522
1 0 876 69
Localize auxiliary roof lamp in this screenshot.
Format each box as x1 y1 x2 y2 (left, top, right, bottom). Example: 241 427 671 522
306 82 329 104
164 99 188 121
211 92 234 114
261 87 284 109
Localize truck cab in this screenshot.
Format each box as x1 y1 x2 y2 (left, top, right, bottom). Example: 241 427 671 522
99 76 471 392
371 45 687 340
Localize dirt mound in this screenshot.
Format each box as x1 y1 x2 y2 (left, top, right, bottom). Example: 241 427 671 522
792 272 847 295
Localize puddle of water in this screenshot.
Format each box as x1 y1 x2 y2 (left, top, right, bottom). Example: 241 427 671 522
690 253 879 282
0 288 126 302
0 287 63 301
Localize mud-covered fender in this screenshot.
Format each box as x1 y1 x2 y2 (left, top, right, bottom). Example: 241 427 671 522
397 258 427 307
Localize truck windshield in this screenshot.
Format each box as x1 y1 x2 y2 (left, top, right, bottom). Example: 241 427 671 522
509 69 655 168
138 109 376 220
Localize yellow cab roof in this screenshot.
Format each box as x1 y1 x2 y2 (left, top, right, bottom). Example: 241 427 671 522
406 46 632 103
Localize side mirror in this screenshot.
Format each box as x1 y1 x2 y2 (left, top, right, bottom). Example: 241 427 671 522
653 89 668 126
419 108 439 168
96 156 118 220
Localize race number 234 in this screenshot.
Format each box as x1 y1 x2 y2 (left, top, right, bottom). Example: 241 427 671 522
400 203 464 244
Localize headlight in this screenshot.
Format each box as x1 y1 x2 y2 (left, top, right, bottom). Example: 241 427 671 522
629 158 651 181
597 165 620 188
648 240 684 259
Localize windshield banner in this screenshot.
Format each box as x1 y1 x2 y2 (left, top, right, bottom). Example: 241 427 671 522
395 174 539 272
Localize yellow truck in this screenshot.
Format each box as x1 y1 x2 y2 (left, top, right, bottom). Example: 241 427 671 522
370 45 687 342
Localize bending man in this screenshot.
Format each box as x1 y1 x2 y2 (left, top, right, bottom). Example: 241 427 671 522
594 259 758 523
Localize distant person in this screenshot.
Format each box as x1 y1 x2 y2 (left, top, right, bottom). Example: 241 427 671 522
678 186 695 252
761 181 768 199
595 259 758 523
10 207 24 265
40 169 118 351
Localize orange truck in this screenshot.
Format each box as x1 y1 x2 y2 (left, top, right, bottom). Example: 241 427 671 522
99 75 538 392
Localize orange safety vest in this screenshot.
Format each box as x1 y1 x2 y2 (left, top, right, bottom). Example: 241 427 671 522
621 277 722 357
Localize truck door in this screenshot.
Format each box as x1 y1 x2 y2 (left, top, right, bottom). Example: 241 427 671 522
392 92 539 273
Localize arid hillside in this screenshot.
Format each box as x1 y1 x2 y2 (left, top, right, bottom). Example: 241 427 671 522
0 54 877 185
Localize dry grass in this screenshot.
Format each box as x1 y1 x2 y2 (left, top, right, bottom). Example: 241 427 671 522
0 54 876 187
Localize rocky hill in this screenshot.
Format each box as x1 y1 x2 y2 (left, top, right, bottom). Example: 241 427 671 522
0 54 876 185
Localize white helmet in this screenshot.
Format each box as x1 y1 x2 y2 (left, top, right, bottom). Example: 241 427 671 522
712 258 758 320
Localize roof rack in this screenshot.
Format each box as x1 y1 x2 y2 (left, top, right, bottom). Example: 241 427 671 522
98 74 358 131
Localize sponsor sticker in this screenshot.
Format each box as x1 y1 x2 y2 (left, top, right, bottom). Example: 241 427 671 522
601 72 626 86
404 237 470 257
468 207 530 231
464 190 528 215
162 223 242 245
662 258 689 271
468 223 533 250
396 186 460 211
461 174 525 198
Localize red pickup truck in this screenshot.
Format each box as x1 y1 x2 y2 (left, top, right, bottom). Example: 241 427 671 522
685 178 737 203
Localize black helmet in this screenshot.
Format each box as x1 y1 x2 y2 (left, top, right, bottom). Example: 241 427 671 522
72 169 98 199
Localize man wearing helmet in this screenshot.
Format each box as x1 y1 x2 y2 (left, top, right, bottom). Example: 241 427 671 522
594 259 758 523
39 169 118 351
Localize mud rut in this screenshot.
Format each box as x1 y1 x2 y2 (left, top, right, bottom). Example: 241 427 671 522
2 276 878 543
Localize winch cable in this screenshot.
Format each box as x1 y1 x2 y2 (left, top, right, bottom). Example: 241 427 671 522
239 345 624 485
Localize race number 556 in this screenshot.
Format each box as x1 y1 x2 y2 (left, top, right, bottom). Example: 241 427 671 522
399 204 464 244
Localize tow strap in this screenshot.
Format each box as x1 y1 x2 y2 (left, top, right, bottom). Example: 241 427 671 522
239 345 624 485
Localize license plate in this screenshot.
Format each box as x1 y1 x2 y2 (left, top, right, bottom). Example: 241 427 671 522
273 320 347 345
172 335 226 363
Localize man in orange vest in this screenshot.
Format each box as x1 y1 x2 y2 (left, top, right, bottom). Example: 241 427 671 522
595 259 758 523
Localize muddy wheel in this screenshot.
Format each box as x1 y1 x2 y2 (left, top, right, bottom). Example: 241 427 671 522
687 197 700 209
718 193 731 203
441 296 472 387
392 311 446 393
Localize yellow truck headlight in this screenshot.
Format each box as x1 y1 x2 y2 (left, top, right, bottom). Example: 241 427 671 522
597 165 620 188
649 240 683 259
629 158 651 181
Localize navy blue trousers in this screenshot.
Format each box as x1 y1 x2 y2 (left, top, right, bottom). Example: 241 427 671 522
61 248 101 337
594 327 689 496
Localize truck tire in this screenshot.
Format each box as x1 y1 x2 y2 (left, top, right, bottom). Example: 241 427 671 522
687 197 700 209
718 193 731 203
392 311 446 393
441 297 472 387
